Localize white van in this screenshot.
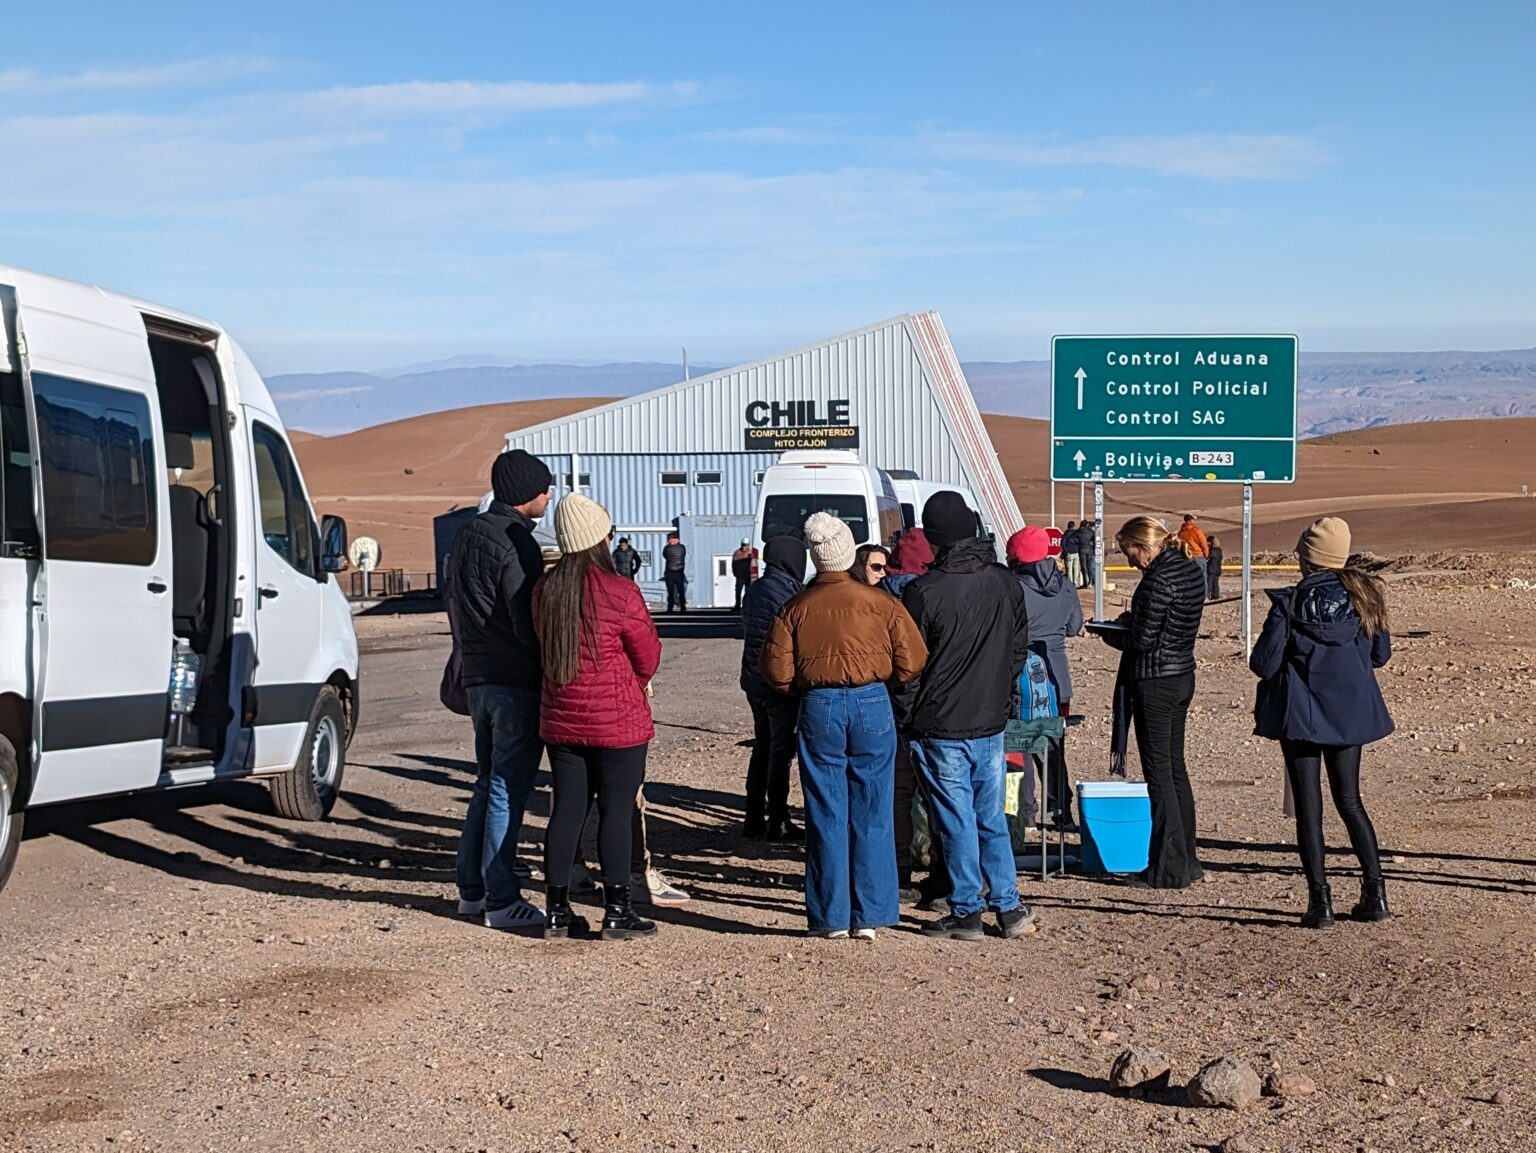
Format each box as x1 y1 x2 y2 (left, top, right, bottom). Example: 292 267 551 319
754 450 903 552
0 266 360 893
887 474 983 535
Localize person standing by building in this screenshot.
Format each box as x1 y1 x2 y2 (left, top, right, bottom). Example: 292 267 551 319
1061 521 1083 588
449 450 553 932
739 535 808 841
1094 516 1208 890
612 535 642 580
900 493 1034 941
662 531 688 613
535 493 662 941
1007 526 1084 831
1206 534 1224 601
760 513 928 940
1177 514 1210 580
1078 520 1098 590
1249 517 1394 929
731 538 756 611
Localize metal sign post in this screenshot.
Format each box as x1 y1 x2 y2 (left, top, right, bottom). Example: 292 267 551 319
1093 483 1105 622
1049 482 1056 530
1241 483 1254 654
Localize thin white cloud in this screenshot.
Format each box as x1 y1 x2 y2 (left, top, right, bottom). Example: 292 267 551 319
693 125 831 146
0 55 276 95
921 129 1330 180
298 78 688 118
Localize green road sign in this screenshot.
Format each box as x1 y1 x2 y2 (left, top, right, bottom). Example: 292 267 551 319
1050 335 1298 483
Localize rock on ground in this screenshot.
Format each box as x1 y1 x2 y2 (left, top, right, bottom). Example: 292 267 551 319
1110 1046 1172 1090
1189 1056 1263 1110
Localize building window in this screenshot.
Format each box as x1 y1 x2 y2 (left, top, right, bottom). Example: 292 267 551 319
31 373 157 566
753 470 766 485
563 472 591 489
660 470 686 486
695 470 723 485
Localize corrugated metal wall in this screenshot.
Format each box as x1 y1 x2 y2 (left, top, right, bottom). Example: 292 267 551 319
505 311 1026 550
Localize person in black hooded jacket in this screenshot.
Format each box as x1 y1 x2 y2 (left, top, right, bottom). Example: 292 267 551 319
1095 515 1208 890
447 449 554 931
739 536 808 841
900 493 1034 941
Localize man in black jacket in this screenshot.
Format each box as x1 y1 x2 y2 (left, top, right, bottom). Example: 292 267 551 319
900 492 1034 941
739 535 807 841
448 449 552 932
612 536 642 580
662 532 688 612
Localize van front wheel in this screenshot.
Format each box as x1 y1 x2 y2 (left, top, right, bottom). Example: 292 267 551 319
0 737 23 895
269 687 347 822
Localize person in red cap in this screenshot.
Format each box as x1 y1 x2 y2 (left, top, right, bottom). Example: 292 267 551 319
1007 526 1084 831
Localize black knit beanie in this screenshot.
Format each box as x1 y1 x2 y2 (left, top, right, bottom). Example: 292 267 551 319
922 491 978 547
491 450 552 507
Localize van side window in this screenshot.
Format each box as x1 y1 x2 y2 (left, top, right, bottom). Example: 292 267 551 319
252 423 316 577
0 371 40 556
31 373 157 566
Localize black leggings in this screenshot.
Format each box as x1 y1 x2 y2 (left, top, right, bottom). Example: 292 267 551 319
545 743 648 888
1131 673 1199 888
1281 740 1382 887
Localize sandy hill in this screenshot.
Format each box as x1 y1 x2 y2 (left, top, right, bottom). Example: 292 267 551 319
294 404 1536 572
293 398 612 572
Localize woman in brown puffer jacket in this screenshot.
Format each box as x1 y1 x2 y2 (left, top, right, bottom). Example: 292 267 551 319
760 513 927 940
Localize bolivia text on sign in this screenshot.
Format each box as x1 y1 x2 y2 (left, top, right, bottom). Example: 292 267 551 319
1050 335 1298 483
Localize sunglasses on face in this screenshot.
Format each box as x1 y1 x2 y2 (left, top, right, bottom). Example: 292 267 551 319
868 563 887 573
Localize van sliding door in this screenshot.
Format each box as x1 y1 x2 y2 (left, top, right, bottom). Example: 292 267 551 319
16 282 173 804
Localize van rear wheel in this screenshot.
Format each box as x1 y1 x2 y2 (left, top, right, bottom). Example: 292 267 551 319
0 737 22 895
269 687 346 822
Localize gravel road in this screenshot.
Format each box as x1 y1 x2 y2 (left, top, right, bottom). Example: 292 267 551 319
4 573 1536 1152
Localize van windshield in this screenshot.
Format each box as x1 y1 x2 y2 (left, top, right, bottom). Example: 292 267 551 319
762 493 869 543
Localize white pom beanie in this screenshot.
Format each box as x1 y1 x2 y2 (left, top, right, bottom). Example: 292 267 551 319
804 512 856 574
554 493 613 555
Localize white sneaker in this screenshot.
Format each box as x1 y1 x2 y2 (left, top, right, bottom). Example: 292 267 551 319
813 929 850 940
484 898 544 932
851 928 877 941
633 869 690 907
457 897 486 917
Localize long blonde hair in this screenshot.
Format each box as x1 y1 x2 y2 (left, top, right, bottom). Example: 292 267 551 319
1116 515 1195 559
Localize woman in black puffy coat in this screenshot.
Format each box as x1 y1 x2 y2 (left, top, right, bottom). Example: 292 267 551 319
1095 516 1208 889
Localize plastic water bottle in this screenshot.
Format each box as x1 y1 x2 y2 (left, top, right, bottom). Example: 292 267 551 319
169 639 201 716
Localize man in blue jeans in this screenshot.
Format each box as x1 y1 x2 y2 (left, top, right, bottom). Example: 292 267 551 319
448 449 553 932
899 492 1035 941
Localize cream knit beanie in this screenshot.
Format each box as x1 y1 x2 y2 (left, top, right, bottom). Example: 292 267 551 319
1296 516 1351 570
804 512 856 574
554 493 613 555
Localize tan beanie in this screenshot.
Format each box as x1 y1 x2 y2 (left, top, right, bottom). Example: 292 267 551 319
804 512 856 573
554 493 613 555
1296 516 1351 570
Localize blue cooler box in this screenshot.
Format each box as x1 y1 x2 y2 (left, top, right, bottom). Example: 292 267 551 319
1077 782 1152 874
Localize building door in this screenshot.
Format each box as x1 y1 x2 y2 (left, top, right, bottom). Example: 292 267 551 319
712 555 735 608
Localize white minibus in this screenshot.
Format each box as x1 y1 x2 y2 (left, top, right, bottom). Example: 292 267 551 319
0 266 360 893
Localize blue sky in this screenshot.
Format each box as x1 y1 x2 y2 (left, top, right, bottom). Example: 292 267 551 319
2 2 1533 373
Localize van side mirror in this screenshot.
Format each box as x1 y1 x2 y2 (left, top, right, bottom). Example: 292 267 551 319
321 514 349 573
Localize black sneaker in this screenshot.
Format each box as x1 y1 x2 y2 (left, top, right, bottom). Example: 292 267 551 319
742 817 767 841
921 911 985 941
997 905 1036 939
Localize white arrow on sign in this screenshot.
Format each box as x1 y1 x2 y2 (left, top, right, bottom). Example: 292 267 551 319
1074 367 1086 410
1073 449 1086 471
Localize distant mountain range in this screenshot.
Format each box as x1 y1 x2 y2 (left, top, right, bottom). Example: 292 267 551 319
270 349 1536 438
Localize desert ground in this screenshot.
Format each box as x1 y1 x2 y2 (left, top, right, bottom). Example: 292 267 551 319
5 563 1536 1152
294 406 1536 573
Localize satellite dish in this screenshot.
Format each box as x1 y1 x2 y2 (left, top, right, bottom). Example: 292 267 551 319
348 536 382 573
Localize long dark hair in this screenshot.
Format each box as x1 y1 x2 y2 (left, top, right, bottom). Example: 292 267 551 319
1337 567 1389 638
537 541 617 686
851 543 890 584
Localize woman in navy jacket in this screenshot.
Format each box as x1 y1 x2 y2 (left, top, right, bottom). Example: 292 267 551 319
1250 517 1393 929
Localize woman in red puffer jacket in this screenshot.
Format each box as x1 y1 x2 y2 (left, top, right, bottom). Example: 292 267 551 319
533 493 662 941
